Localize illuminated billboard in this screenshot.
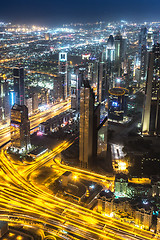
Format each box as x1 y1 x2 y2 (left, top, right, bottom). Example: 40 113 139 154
59 52 67 62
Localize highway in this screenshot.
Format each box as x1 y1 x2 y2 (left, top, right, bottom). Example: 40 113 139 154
0 143 158 240
0 100 71 147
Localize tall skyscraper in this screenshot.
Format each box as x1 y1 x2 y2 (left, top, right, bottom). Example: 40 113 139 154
140 45 148 81
79 80 95 168
106 35 115 62
11 104 30 151
142 44 160 135
71 73 78 110
139 27 147 57
146 29 154 51
58 52 68 100
13 65 25 105
114 32 127 77
97 62 107 103
138 27 148 82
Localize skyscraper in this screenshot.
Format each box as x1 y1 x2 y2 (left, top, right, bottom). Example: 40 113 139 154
114 32 127 77
139 27 148 82
142 44 160 135
11 104 30 152
106 35 115 62
97 62 107 103
13 65 25 105
146 29 154 51
58 52 68 100
139 27 147 57
79 80 95 168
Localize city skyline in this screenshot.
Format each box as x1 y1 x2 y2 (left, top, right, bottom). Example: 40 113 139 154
0 10 160 239
0 0 160 26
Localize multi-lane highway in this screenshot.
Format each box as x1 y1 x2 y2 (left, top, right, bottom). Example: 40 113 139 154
0 100 71 147
0 141 158 240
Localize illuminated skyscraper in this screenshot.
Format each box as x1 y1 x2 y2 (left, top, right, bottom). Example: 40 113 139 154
79 80 95 168
142 44 160 135
97 62 107 102
11 104 30 151
140 45 148 81
139 27 148 81
146 29 154 51
139 27 147 56
58 52 68 100
114 32 127 77
106 35 115 62
13 65 25 105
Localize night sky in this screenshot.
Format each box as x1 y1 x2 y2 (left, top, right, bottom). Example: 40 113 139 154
0 0 160 26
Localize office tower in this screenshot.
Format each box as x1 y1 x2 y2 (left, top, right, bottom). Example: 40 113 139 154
88 62 94 82
13 65 25 105
153 31 160 44
71 73 78 110
146 29 154 51
114 32 127 77
108 87 128 122
58 52 68 100
0 74 10 123
105 35 115 89
72 66 86 110
140 45 148 81
97 62 107 103
142 44 160 135
79 80 95 168
11 104 30 152
138 27 147 57
106 35 115 62
138 27 148 81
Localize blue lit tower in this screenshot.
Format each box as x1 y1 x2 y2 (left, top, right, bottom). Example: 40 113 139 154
13 65 25 105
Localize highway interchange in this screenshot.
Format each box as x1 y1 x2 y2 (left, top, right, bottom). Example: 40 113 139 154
0 101 159 239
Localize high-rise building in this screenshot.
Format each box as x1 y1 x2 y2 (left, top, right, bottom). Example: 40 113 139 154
108 87 128 122
138 27 148 82
138 27 147 57
79 80 95 168
11 104 30 152
13 65 25 105
106 35 115 62
140 45 148 81
146 28 154 51
0 74 10 123
142 44 160 135
114 32 127 77
58 52 68 100
71 66 86 110
97 62 107 103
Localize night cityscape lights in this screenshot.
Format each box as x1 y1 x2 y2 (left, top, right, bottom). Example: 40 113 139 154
0 13 159 240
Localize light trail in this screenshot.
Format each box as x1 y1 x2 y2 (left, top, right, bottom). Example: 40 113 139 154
0 146 157 240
